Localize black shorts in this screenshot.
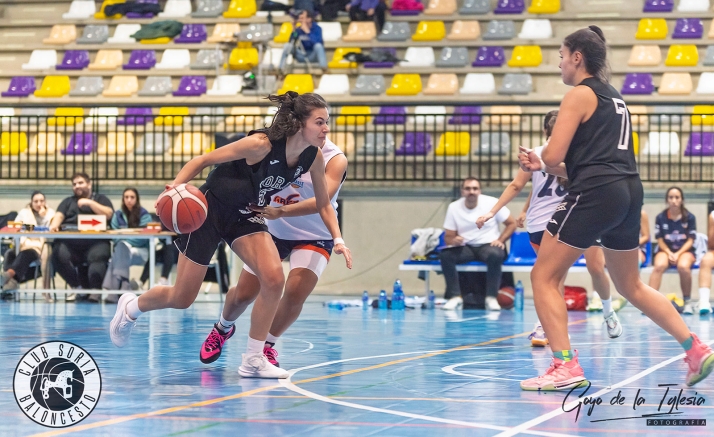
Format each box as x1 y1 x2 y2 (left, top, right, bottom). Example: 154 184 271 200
273 236 334 260
174 190 268 266
529 231 544 246
546 176 643 251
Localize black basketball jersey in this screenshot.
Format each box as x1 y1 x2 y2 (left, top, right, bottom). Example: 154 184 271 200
564 77 639 192
202 129 318 217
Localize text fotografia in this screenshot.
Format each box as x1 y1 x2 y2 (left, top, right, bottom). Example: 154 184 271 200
562 382 706 424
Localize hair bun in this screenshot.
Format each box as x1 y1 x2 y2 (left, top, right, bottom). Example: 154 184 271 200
588 25 606 42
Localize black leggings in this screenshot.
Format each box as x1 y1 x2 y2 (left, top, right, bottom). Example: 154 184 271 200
140 242 179 283
439 244 506 299
3 248 39 282
52 240 111 289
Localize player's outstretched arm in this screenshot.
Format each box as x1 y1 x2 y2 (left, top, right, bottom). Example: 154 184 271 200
476 169 531 229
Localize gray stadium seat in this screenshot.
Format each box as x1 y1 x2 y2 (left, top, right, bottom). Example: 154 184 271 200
138 76 172 96
19 107 48 117
360 132 395 154
193 106 225 124
499 73 533 95
350 75 386 95
190 49 224 70
649 105 684 125
136 133 170 155
378 22 411 42
191 0 224 17
435 47 469 68
704 46 714 66
69 76 104 96
483 20 516 40
77 25 109 44
459 0 491 14
479 132 511 155
237 24 273 42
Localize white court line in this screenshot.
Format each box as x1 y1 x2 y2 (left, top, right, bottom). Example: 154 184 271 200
281 351 577 437
282 337 314 355
494 341 714 437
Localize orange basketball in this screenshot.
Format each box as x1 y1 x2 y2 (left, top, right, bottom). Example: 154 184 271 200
156 184 207 234
497 286 515 310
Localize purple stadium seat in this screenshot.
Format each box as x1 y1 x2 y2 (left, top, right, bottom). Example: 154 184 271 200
173 76 207 96
2 77 36 97
449 106 482 124
363 48 397 68
672 18 703 39
123 50 157 70
643 0 674 12
621 73 654 95
117 107 153 125
494 0 524 14
395 132 431 155
56 50 90 70
62 133 96 155
373 106 407 124
127 0 159 18
685 132 714 156
472 46 505 67
174 24 208 43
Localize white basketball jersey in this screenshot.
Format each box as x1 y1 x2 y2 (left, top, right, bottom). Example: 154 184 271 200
526 146 568 234
267 139 345 241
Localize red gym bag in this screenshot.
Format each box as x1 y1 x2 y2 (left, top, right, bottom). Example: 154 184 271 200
564 286 587 311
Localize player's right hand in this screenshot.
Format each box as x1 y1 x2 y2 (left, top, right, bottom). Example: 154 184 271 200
518 146 542 172
475 212 494 229
334 243 353 269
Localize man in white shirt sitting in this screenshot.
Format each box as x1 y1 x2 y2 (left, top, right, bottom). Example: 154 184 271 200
441 177 516 310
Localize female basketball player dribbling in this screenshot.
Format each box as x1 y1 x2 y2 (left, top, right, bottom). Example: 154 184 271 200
110 92 352 379
518 26 714 390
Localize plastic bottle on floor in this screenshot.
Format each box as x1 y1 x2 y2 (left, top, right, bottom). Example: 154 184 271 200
378 290 388 309
515 280 524 311
362 290 370 309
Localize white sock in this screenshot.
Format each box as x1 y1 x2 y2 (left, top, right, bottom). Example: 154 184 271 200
699 287 711 303
126 297 142 320
266 333 279 344
601 297 612 316
245 337 265 356
218 315 235 332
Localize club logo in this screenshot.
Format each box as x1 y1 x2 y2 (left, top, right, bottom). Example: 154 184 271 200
13 341 101 428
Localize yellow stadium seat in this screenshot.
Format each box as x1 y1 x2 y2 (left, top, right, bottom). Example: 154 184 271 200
43 25 77 45
99 132 134 155
223 0 256 18
48 108 84 126
336 106 371 125
228 48 259 70
342 22 377 42
102 76 139 97
412 21 446 41
632 131 639 155
329 132 355 155
328 48 361 68
447 21 480 40
628 45 661 66
95 0 125 19
31 133 63 155
386 74 422 96
0 133 28 155
692 105 714 125
226 106 262 127
424 0 457 15
422 73 458 95
88 50 123 70
659 73 693 95
34 76 70 98
155 107 190 126
435 132 470 156
277 74 314 94
140 37 172 44
274 22 293 43
172 132 212 155
208 24 241 43
507 46 543 67
527 0 560 14
635 18 668 40
664 45 699 67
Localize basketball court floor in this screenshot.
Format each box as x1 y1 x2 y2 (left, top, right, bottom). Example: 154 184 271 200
2 297 713 436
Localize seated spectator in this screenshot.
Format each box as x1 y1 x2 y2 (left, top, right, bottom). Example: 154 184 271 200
278 10 327 74
291 0 321 16
1 191 54 299
49 172 113 302
139 236 178 287
440 177 516 310
321 0 351 20
697 208 714 315
639 209 650 266
649 187 697 314
347 0 387 33
101 188 152 303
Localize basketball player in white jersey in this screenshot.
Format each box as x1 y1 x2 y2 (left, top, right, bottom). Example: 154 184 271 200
199 137 347 370
476 110 623 346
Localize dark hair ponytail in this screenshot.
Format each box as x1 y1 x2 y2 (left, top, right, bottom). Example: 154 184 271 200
543 110 558 138
665 186 689 225
265 91 328 141
563 25 610 83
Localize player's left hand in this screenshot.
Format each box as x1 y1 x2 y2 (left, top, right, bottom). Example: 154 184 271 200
490 240 505 249
334 243 353 269
248 204 284 220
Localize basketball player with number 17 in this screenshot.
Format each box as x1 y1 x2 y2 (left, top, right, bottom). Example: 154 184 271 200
110 92 352 379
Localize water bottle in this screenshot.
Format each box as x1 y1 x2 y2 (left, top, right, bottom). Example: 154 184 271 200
378 290 388 309
392 280 403 310
327 301 344 310
515 280 524 312
426 290 435 309
362 290 370 309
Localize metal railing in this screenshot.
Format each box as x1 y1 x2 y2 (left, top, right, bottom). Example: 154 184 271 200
0 105 711 183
